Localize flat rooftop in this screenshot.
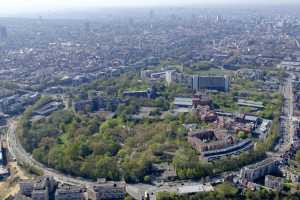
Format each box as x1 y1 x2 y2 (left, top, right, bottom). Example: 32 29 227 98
0 166 8 176
177 184 214 194
244 158 276 170
238 99 264 108
173 97 193 106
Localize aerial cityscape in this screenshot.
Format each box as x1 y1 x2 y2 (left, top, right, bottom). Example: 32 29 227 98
1 0 300 199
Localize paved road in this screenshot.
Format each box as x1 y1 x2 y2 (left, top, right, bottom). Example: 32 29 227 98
4 74 295 199
287 75 295 146
282 73 296 152
6 118 213 200
274 73 295 155
6 119 94 187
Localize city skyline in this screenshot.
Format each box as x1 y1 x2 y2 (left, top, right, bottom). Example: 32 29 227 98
1 0 300 17
1 2 300 199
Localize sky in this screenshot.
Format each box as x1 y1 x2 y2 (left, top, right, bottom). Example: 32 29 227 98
1 0 300 16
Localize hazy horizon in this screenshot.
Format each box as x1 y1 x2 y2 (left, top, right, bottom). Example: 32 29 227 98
1 0 300 17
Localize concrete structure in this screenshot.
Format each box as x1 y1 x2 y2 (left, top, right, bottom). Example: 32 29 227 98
0 166 9 179
141 70 153 79
174 94 211 109
188 130 216 141
88 181 126 200
196 106 217 123
253 119 272 138
237 99 264 109
173 97 193 108
55 185 86 200
240 158 279 181
141 70 182 83
123 88 156 99
153 163 177 182
280 166 300 183
19 181 34 197
0 92 40 116
192 93 211 108
188 130 233 153
264 175 284 191
0 142 9 179
192 75 229 92
33 102 64 116
202 139 253 161
0 142 4 166
165 70 186 86
150 71 167 79
72 97 120 113
280 61 300 71
177 183 214 195
187 129 253 160
32 189 49 200
18 177 128 200
165 70 176 85
236 69 264 81
19 176 56 200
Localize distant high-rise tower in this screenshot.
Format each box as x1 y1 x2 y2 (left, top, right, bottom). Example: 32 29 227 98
0 26 7 39
129 17 134 25
216 15 223 23
84 22 91 33
138 37 143 50
149 10 155 29
149 9 155 19
38 16 44 23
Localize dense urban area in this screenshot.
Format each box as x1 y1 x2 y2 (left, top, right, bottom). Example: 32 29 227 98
1 5 300 200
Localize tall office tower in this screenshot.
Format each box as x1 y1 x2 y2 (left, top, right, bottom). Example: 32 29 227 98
38 16 44 24
192 75 230 92
149 9 155 19
84 22 91 33
192 75 199 91
0 26 7 39
216 15 223 23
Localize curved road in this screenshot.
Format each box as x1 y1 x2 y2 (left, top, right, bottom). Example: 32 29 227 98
4 73 295 199
6 119 94 187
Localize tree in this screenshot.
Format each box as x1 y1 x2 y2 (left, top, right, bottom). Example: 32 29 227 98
296 150 300 163
32 148 47 164
79 143 92 157
143 175 151 183
173 149 212 179
237 131 247 139
215 182 239 199
125 196 134 200
94 156 121 180
156 192 179 200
